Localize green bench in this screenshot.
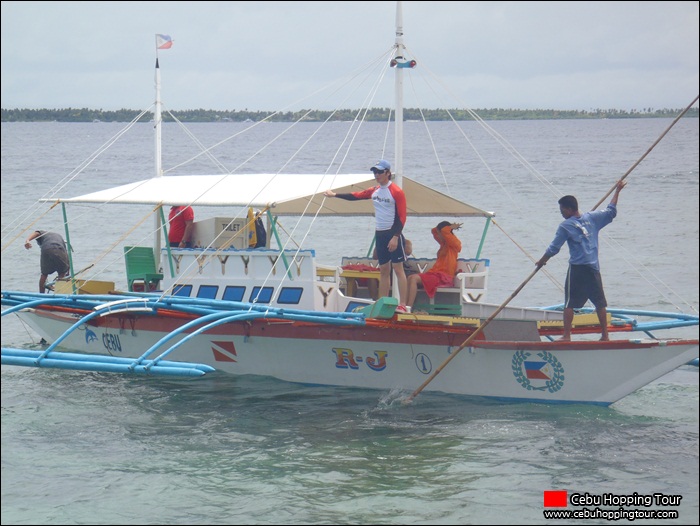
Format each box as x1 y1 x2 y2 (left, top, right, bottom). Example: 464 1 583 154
124 246 164 292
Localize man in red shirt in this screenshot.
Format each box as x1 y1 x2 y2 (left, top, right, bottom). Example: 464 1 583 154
324 159 409 311
168 205 194 248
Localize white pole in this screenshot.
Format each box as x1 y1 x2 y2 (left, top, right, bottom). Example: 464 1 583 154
153 56 163 257
392 1 404 301
393 1 404 186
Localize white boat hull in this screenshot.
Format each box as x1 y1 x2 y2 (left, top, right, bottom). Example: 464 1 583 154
14 307 698 405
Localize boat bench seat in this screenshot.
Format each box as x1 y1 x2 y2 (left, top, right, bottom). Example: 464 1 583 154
124 246 164 292
406 258 490 305
339 256 490 305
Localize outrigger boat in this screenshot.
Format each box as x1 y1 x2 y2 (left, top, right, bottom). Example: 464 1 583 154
2 3 698 405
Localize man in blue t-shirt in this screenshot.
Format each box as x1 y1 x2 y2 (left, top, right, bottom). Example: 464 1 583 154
535 180 626 341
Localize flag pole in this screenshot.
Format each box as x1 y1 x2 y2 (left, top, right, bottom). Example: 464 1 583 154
153 34 172 257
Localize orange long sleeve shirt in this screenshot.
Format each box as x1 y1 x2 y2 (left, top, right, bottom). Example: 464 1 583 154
428 225 462 276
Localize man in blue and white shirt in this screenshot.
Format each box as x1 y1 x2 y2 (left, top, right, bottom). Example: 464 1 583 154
536 180 626 341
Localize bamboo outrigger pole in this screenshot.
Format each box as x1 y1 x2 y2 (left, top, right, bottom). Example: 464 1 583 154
594 94 699 209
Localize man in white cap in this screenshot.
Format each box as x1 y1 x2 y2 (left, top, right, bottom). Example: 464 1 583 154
324 159 410 311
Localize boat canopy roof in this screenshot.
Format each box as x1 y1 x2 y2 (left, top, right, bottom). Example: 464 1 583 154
45 174 494 218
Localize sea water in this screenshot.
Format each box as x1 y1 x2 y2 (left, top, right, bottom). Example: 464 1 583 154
1 118 698 524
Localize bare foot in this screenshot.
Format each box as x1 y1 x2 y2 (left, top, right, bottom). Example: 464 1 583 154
557 336 571 342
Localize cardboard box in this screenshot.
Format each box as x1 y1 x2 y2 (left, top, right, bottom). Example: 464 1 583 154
192 217 249 249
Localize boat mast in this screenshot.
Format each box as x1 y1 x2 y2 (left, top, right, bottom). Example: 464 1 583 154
391 2 416 301
393 1 404 186
153 57 163 256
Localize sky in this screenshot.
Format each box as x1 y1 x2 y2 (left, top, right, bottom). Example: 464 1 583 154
1 1 698 112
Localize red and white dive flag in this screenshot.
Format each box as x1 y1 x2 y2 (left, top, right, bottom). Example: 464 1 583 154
156 34 173 50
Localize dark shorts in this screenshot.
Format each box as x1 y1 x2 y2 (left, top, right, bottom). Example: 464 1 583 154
375 230 407 265
40 247 69 276
564 264 607 309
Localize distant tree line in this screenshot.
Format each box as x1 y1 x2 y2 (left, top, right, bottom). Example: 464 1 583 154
1 106 697 123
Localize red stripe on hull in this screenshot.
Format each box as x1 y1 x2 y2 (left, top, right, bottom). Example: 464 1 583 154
31 307 480 346
471 339 699 350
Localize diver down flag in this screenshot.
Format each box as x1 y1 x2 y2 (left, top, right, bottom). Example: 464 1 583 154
211 341 237 362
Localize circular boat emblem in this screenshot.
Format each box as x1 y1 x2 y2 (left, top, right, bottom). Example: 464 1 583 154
415 353 432 374
512 350 565 392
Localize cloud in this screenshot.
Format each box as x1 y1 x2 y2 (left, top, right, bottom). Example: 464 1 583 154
1 1 698 111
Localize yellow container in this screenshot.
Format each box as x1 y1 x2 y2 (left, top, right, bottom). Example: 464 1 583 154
54 279 115 295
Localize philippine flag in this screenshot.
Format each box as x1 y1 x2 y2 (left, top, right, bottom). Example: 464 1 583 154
524 360 551 380
156 34 173 50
